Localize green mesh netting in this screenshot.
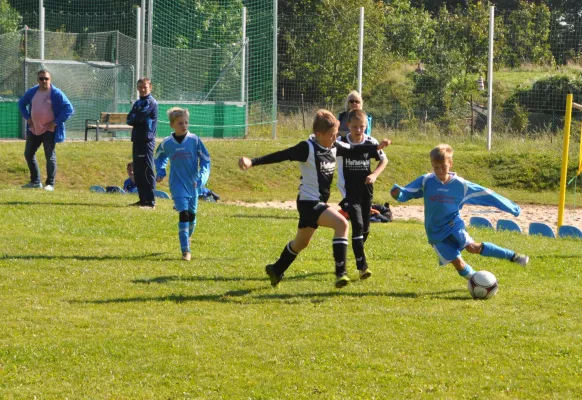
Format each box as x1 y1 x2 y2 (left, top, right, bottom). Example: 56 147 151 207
0 0 275 139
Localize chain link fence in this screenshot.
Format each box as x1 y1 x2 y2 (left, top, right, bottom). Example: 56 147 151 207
1 1 582 140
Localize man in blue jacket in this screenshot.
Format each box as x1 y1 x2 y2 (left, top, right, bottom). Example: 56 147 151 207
18 69 74 191
127 77 158 208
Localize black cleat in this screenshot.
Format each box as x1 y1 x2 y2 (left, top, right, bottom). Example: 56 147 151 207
265 264 282 287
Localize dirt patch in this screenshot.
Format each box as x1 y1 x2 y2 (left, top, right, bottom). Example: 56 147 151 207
226 200 582 236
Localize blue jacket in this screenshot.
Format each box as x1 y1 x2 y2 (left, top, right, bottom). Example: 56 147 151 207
127 94 158 142
392 172 520 244
18 85 74 143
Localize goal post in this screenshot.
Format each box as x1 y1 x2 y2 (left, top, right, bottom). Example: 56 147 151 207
558 94 582 228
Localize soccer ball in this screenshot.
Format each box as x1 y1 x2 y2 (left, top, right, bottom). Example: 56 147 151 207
467 270 498 300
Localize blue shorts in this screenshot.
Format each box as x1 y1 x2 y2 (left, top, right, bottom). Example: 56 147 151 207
432 228 474 266
173 196 198 214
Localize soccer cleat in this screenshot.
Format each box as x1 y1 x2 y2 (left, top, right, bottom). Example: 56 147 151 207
335 274 351 288
265 264 282 287
44 185 54 192
359 268 372 280
22 182 42 189
182 251 191 261
129 201 143 207
512 253 529 267
139 203 156 210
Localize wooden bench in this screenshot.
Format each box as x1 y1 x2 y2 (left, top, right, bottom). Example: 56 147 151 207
85 112 132 141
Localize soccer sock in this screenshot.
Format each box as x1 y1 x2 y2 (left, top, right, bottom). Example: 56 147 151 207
188 215 197 238
480 242 515 260
178 221 190 252
273 242 298 275
458 264 476 280
333 237 349 277
351 236 367 270
363 230 370 243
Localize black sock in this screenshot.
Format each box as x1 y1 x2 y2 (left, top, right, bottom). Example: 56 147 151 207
332 237 348 277
352 237 367 270
363 230 370 243
273 242 298 275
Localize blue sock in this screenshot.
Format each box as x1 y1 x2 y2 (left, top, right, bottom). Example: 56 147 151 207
458 264 475 280
189 219 197 238
178 221 189 252
481 242 515 260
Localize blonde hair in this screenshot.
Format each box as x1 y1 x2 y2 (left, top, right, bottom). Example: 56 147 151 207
312 109 339 133
347 109 368 124
430 144 454 163
167 107 190 124
344 90 363 111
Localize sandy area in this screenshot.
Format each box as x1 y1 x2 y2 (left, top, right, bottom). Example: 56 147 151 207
226 200 582 235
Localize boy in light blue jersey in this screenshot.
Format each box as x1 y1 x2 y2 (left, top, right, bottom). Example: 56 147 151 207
390 144 529 280
155 107 210 261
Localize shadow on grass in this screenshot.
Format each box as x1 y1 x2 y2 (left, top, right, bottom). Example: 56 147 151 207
2 253 166 261
71 286 472 305
70 288 261 305
1 200 127 208
132 271 330 284
231 214 296 220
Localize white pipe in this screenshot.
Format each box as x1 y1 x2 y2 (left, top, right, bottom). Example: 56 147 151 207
146 0 153 77
357 7 364 94
39 1 44 60
271 0 277 139
486 6 494 151
136 6 141 96
241 7 247 103
140 0 146 78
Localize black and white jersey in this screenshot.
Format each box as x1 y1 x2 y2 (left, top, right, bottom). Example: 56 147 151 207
337 134 387 201
251 135 379 202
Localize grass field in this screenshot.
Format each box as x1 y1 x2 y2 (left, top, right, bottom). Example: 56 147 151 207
1 136 581 398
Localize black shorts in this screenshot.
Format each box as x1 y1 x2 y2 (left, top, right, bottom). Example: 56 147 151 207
297 200 329 229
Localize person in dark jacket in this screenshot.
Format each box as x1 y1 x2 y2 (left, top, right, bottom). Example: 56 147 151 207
127 77 158 208
18 69 74 191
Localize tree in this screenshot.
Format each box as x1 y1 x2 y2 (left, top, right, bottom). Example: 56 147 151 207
0 0 21 34
278 0 387 108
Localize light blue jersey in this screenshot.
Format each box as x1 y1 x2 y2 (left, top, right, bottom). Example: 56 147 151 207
155 132 210 199
392 172 520 244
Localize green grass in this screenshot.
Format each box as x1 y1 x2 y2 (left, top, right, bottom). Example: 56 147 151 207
0 135 581 397
1 131 581 205
0 188 581 398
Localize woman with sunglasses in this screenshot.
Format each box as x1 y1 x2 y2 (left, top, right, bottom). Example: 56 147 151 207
337 90 372 137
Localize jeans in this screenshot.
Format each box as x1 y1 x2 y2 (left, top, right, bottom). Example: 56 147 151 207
24 130 56 186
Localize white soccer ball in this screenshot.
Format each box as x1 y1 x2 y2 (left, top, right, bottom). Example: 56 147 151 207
467 270 498 300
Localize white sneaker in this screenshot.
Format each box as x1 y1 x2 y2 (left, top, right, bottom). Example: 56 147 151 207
44 185 54 192
513 254 529 267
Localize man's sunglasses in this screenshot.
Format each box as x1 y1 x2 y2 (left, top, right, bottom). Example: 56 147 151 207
38 77 50 81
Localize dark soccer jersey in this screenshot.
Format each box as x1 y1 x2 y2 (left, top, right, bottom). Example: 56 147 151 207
251 136 379 202
336 135 386 201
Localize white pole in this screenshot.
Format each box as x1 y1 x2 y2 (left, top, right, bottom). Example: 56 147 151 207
486 5 494 151
140 0 146 78
241 7 247 103
271 0 277 139
242 7 248 137
136 6 141 94
146 0 153 78
357 7 364 94
39 0 44 60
